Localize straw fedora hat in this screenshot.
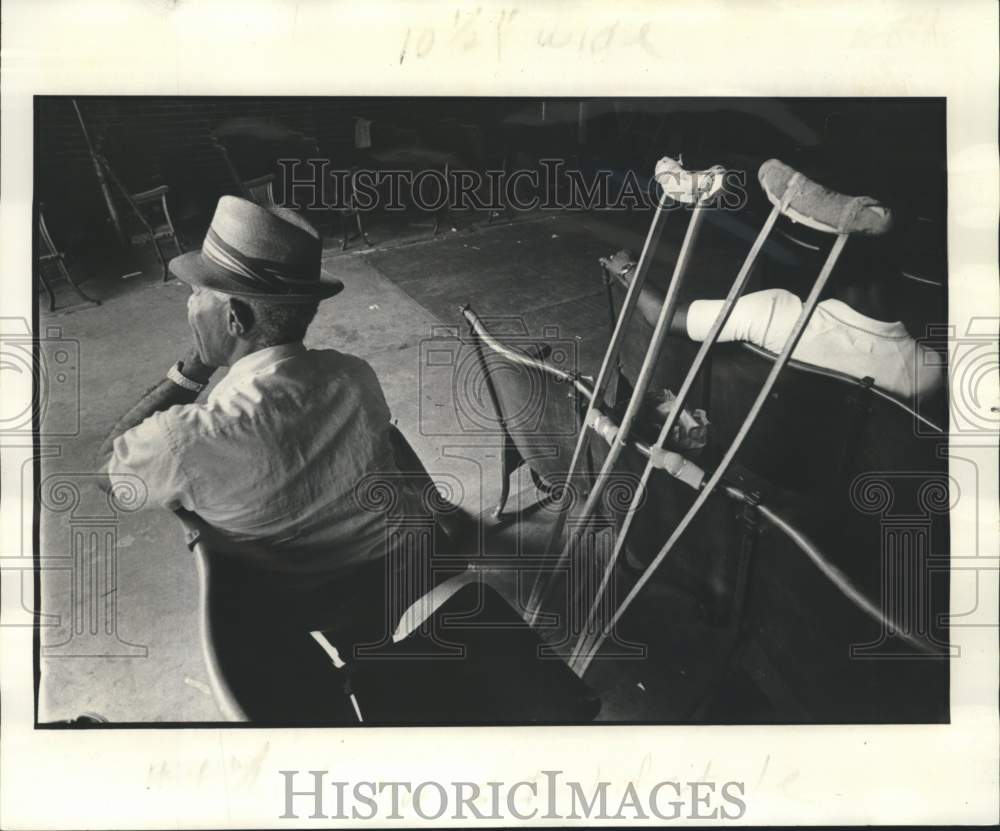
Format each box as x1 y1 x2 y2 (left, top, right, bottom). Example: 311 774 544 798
169 196 343 302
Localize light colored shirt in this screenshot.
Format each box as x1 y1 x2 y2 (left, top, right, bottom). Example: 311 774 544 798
107 343 426 577
685 289 943 401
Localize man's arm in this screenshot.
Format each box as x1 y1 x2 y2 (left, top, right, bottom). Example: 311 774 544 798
604 252 688 336
631 280 689 336
606 252 797 348
96 348 216 490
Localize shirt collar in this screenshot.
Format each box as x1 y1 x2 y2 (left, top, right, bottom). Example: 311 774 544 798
819 298 910 338
222 342 306 386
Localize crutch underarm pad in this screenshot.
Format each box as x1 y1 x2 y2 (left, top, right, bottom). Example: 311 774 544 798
655 156 726 205
758 159 893 236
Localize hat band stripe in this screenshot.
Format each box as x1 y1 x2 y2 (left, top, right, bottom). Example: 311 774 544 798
202 235 279 290
203 228 319 293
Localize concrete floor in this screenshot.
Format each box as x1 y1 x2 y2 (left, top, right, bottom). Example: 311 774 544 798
39 205 692 723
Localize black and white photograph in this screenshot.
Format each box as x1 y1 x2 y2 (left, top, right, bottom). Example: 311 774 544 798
29 94 956 727
2 2 997 828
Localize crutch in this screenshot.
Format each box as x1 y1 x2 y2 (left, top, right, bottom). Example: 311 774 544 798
525 157 726 625
570 159 895 674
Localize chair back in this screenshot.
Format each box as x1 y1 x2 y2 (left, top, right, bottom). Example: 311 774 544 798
470 337 585 488
174 508 250 721
211 118 319 203
37 208 60 260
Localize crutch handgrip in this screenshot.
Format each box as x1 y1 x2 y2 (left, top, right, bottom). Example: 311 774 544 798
654 156 726 205
648 447 705 490
586 409 620 446
758 159 893 236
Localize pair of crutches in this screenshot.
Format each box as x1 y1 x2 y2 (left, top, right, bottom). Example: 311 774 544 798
522 156 894 677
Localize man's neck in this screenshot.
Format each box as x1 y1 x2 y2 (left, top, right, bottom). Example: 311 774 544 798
224 339 284 367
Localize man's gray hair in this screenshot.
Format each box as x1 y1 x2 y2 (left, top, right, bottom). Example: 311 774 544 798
245 297 320 346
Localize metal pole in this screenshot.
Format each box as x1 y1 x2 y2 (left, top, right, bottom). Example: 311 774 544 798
526 195 712 625
524 192 673 625
72 99 126 246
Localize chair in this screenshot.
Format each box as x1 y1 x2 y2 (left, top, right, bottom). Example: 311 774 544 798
125 184 186 274
241 173 276 206
463 324 580 518
36 204 100 311
175 424 600 724
212 118 371 250
90 126 184 282
468 288 950 721
420 115 513 224
354 116 468 236
210 121 290 205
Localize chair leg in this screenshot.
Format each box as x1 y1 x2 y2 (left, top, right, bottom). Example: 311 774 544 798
39 269 56 312
529 468 550 497
161 194 184 253
56 259 100 307
341 212 350 251
494 454 512 520
150 237 169 282
355 210 372 247
488 156 511 224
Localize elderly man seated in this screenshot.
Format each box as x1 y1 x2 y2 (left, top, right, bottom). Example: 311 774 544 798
97 198 438 715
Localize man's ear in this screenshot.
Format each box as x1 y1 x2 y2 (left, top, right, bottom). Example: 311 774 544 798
227 298 255 338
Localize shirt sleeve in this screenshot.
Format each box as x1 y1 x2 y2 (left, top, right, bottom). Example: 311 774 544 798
685 288 802 353
106 409 193 511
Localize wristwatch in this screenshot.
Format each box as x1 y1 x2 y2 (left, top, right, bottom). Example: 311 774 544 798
167 362 206 393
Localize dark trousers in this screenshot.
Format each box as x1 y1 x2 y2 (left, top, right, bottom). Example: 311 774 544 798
207 525 464 724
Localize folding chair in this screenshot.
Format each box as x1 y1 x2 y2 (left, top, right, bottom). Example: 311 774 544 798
94 153 185 282
212 118 372 250
36 204 100 311
175 425 600 724
241 173 276 206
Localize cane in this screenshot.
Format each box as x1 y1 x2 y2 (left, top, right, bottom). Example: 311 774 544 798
571 160 894 674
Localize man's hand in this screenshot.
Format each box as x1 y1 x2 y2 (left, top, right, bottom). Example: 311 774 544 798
599 249 638 286
179 347 218 385
599 248 690 337
95 347 217 492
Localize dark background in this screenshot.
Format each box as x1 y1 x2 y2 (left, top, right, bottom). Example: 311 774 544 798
35 96 947 249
